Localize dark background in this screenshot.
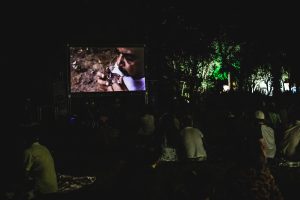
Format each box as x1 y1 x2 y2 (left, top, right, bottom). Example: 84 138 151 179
1 2 300 199
2 1 300 113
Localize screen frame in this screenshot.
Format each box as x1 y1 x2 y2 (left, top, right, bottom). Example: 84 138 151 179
67 43 147 98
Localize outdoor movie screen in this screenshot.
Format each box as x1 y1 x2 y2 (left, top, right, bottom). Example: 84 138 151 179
69 46 145 93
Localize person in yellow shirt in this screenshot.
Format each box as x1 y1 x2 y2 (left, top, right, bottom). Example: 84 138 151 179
22 123 58 199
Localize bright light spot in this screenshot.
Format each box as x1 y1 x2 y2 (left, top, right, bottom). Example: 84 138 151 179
284 83 289 91
291 85 297 93
223 85 230 92
259 81 267 89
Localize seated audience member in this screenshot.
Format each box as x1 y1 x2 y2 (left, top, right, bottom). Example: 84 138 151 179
137 105 156 137
219 125 283 200
20 123 58 199
136 105 156 159
153 113 181 165
255 110 276 159
266 101 282 131
281 109 300 161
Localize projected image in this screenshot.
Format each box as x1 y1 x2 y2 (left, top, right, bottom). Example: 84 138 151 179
70 47 145 93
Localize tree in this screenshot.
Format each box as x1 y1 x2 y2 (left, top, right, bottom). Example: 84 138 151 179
248 65 273 95
165 46 214 102
210 34 241 90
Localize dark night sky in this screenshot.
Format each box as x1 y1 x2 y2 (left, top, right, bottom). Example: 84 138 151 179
3 1 300 104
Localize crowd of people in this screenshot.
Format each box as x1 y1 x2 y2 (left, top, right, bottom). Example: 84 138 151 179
2 92 300 200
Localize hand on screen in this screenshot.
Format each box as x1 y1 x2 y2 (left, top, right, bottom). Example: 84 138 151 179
107 76 128 91
96 72 128 91
96 71 109 86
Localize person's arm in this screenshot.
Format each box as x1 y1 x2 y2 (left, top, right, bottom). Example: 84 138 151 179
259 138 267 157
107 76 128 91
23 150 33 177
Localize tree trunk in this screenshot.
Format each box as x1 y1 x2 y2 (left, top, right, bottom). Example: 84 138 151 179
228 72 231 90
271 62 282 96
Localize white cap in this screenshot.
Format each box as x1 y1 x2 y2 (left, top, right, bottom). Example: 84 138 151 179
255 110 265 120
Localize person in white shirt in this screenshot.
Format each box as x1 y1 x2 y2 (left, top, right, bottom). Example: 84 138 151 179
137 105 155 136
281 110 300 161
179 115 207 161
255 110 276 159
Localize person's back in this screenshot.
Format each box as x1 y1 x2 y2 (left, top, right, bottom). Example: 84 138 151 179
24 142 58 194
179 114 207 161
154 113 181 162
281 120 300 161
22 123 58 196
138 113 155 136
260 124 276 159
180 127 207 160
255 110 276 159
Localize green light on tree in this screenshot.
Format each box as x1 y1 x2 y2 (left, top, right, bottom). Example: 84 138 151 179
212 60 228 81
211 38 240 83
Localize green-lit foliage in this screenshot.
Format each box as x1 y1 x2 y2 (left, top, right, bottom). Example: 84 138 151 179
164 34 241 100
165 51 215 97
211 39 240 81
196 60 215 92
281 67 289 82
212 60 228 80
280 67 290 91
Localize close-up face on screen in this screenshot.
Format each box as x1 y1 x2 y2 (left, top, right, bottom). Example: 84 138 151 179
70 46 145 93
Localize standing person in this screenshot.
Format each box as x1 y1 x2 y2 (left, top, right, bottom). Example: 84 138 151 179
179 114 207 161
97 47 145 91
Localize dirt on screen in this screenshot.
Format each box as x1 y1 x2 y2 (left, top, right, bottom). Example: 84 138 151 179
70 47 118 92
